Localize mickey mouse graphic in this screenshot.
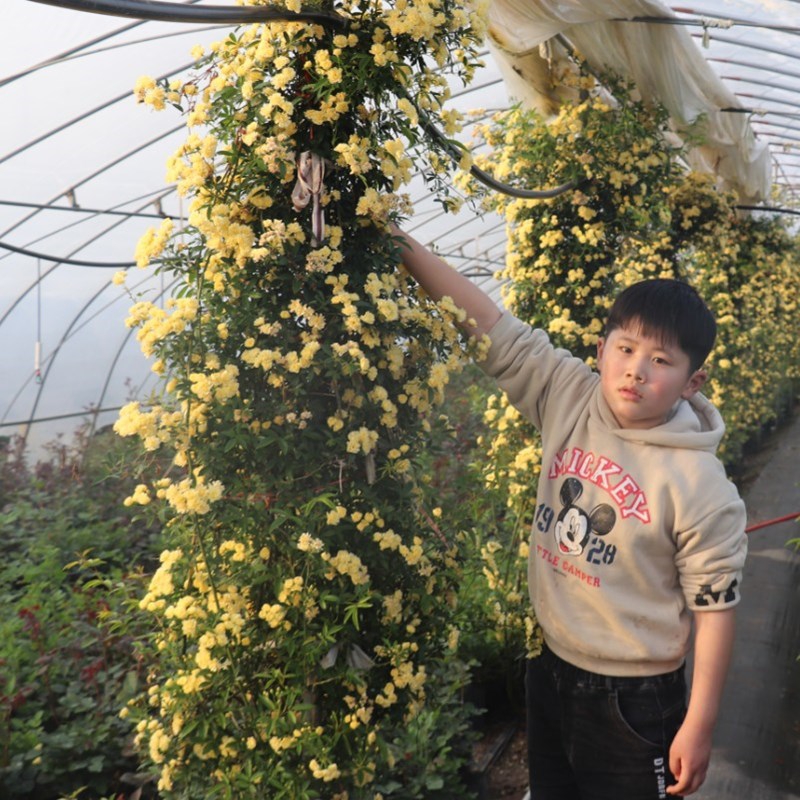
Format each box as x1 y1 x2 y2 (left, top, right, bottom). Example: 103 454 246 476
554 477 616 556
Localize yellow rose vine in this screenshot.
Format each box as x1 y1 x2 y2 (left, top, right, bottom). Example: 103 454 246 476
465 69 800 516
116 2 491 797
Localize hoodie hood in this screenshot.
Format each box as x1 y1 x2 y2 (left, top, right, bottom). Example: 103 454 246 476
595 388 725 453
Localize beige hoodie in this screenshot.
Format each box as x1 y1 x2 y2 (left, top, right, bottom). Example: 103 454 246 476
482 312 748 676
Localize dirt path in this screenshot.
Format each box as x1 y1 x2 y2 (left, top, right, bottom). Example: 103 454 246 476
695 413 800 800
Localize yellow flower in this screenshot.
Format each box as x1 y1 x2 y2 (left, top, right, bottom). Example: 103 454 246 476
163 476 224 515
297 533 324 552
258 603 286 629
309 758 341 782
134 75 166 110
346 427 379 455
327 505 347 525
134 218 173 267
326 550 370 586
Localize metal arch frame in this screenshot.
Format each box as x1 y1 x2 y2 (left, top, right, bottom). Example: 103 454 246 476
23 0 581 202
0 187 174 348
0 60 195 168
3 0 209 87
0 241 140 268
752 117 800 135
0 407 126 430
9 0 797 438
733 92 800 114
614 12 800 36
3 12 148 89
0 126 183 251
722 75 800 101
0 199 167 220
3 25 223 87
695 31 800 67
0 269 172 429
90 286 173 438
708 56 800 85
3 199 174 431
0 183 177 328
4 186 169 263
28 0 800 36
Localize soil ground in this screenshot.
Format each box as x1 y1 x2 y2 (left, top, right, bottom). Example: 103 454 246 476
485 720 528 799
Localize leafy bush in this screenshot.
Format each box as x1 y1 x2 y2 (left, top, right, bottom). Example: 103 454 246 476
0 431 164 799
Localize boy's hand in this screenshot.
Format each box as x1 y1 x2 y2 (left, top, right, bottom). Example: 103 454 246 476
667 719 712 796
667 608 736 795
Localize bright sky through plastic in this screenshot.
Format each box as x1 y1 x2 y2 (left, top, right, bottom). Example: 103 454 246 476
0 0 798 454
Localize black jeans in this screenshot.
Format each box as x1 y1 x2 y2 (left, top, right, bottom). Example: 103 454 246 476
526 645 687 800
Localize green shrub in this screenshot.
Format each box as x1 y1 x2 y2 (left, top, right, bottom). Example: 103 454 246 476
0 431 163 799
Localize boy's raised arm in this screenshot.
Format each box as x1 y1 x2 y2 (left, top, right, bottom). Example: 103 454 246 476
391 224 502 338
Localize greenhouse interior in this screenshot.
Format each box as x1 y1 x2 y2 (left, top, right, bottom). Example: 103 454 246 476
1 1 798 799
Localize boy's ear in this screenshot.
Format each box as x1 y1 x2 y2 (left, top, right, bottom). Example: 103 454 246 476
596 337 606 370
681 368 707 399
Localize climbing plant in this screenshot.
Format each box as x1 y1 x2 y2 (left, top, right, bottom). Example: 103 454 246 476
463 67 800 511
115 2 492 797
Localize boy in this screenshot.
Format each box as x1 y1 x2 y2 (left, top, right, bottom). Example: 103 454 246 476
392 226 747 799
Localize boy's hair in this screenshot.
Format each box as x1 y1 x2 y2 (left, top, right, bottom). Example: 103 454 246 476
605 278 716 373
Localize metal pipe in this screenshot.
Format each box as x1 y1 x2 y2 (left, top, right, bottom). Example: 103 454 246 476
0 198 166 220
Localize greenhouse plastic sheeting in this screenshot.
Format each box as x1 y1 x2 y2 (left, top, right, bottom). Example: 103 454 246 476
487 0 772 203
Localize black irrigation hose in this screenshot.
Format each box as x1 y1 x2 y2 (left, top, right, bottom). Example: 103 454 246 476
29 0 579 201
415 100 581 200
22 1 795 206
0 197 795 276
28 0 350 28
736 204 800 216
0 239 141 268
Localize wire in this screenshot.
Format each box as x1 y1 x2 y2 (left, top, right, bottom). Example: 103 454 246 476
723 108 800 119
0 61 195 167
2 24 223 85
0 406 124 429
708 56 800 85
1 0 207 86
673 7 800 35
0 125 184 250
693 32 800 65
615 13 800 35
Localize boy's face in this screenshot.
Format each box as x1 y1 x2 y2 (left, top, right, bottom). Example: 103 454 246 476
596 325 707 430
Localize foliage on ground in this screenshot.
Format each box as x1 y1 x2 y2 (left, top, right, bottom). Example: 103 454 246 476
0 430 164 799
